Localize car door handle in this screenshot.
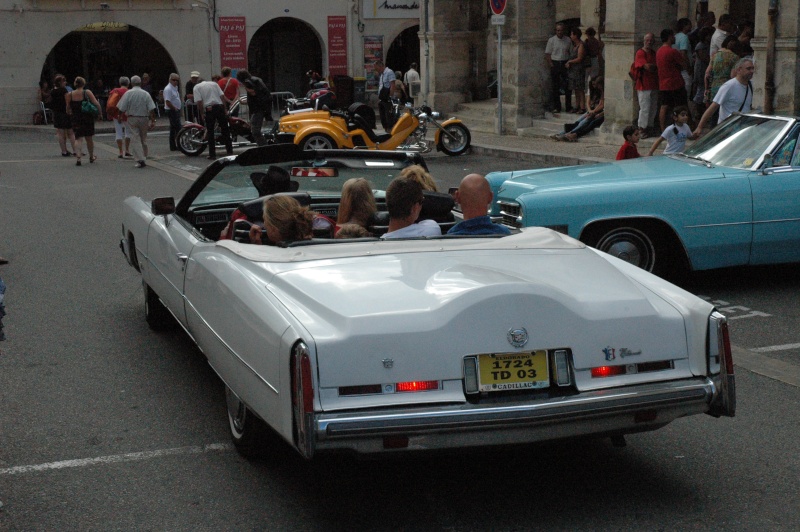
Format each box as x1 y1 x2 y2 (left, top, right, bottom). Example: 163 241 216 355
176 253 188 263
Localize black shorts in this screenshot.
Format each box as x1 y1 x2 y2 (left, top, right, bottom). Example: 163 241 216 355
660 87 688 108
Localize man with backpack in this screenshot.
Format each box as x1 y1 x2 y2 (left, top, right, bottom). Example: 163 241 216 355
634 32 659 138
106 76 131 158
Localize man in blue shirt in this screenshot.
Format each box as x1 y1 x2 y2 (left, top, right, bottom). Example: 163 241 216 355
447 174 511 236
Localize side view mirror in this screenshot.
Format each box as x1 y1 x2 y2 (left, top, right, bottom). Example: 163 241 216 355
152 197 176 216
760 154 774 174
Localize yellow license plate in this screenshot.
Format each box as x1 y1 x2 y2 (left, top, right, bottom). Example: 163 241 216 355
478 351 549 392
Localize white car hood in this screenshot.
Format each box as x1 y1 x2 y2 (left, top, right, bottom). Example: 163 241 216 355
263 242 689 389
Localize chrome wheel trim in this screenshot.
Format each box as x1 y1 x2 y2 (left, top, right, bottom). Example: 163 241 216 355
303 135 334 150
441 125 468 152
595 227 656 271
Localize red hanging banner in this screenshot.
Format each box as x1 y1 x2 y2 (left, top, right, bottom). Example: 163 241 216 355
219 17 248 71
328 16 348 77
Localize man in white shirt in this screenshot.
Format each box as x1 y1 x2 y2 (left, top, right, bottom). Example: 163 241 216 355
374 59 396 130
117 75 156 168
381 176 442 239
193 77 232 159
710 14 735 56
693 57 754 136
544 23 572 113
162 73 182 151
404 62 420 98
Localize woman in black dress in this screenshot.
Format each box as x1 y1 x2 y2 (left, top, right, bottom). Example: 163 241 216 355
65 76 101 166
50 74 77 157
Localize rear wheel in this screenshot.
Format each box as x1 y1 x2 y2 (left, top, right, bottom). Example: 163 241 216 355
225 385 269 458
300 133 337 151
143 280 172 331
437 123 471 155
176 127 207 156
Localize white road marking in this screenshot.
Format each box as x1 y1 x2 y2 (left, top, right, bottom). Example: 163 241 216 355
0 443 233 476
751 343 800 353
733 345 800 387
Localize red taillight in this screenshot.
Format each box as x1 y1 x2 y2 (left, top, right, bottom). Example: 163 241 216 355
300 353 314 414
720 320 734 375
395 380 439 392
591 365 626 378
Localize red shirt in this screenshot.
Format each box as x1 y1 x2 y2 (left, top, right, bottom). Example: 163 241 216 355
217 77 240 101
656 45 685 91
634 48 658 91
616 140 640 160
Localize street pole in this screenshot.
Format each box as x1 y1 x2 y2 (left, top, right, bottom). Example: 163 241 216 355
497 24 502 135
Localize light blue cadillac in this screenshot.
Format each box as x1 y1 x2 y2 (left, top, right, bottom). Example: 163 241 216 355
487 113 800 277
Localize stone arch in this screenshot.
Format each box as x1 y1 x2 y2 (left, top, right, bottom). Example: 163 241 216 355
249 17 323 97
386 24 421 76
40 23 178 96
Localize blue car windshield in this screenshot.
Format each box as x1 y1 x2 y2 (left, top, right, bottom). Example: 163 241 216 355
683 114 793 169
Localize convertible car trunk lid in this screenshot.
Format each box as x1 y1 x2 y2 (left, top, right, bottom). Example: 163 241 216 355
265 243 689 393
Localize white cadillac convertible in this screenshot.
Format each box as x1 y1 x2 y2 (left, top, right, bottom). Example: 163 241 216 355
120 145 735 459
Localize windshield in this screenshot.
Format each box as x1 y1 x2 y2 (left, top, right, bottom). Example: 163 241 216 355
683 114 793 169
191 156 413 208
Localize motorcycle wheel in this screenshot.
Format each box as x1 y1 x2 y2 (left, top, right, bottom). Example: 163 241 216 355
437 123 471 156
300 133 337 151
177 127 207 156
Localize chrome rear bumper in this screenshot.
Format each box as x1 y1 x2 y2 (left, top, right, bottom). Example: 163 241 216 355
305 376 724 456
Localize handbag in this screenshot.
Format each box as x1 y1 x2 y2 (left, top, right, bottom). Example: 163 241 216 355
81 92 99 116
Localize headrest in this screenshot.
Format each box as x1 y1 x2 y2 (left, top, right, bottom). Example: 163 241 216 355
250 166 299 196
420 191 455 221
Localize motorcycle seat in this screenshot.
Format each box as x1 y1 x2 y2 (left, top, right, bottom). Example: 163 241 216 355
349 114 392 144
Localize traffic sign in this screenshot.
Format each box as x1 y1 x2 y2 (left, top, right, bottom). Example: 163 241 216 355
490 0 506 16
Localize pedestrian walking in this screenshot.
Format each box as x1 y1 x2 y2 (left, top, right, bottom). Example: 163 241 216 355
616 125 642 160
117 75 157 168
647 106 696 156
50 74 77 157
545 23 572 113
65 76 101 166
193 76 233 159
163 73 182 151
694 57 754 136
106 76 132 158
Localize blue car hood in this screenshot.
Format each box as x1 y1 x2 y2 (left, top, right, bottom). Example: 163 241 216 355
495 156 734 197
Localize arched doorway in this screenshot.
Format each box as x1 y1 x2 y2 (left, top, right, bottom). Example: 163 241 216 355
41 23 177 97
249 18 322 97
386 25 420 77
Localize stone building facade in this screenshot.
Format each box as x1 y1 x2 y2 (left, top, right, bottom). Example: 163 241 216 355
2 0 795 134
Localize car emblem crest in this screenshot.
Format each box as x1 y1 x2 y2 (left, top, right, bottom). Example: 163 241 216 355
382 358 394 368
507 328 528 348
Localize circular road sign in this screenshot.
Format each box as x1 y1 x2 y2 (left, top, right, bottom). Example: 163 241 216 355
490 0 506 16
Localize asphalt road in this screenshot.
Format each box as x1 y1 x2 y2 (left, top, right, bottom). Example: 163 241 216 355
0 128 798 530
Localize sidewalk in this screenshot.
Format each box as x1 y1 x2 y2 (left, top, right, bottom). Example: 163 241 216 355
468 128 618 166
13 115 627 167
